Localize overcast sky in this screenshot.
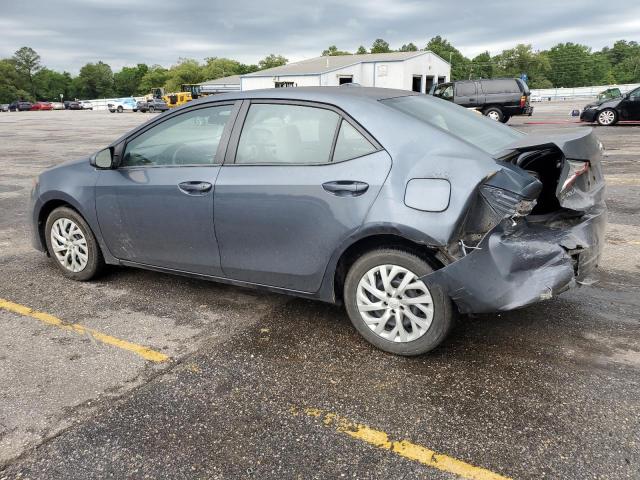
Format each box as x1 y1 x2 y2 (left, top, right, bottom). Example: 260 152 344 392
1 0 639 72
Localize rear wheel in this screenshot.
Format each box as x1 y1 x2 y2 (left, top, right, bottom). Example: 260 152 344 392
500 115 511 123
45 207 104 281
344 249 454 356
484 107 503 122
597 108 617 126
148 106 155 113
117 106 123 113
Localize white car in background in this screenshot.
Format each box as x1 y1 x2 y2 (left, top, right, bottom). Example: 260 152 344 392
79 101 93 110
107 98 138 113
50 102 65 110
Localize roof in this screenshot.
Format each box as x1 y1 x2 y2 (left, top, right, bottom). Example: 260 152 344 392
242 51 445 78
199 74 241 86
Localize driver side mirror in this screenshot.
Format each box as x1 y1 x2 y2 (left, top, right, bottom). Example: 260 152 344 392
91 147 115 169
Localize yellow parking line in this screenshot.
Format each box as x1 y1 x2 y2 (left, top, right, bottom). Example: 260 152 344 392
0 298 169 363
293 407 511 480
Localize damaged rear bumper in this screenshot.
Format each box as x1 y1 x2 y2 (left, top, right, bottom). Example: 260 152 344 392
421 205 606 314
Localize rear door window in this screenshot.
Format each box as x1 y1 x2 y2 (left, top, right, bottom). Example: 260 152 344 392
481 80 518 94
236 103 340 164
333 120 377 162
455 82 476 97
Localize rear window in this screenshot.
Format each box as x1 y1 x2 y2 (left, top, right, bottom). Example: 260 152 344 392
381 95 523 156
480 79 519 94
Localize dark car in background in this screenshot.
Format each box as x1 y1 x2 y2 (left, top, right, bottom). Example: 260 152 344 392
67 101 82 110
9 101 33 111
137 98 169 113
30 87 605 356
580 85 640 125
431 78 532 123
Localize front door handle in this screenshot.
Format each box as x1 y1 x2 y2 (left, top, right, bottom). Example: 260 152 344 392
178 181 212 195
322 181 369 197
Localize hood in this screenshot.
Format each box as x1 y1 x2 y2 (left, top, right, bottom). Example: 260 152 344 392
584 97 621 109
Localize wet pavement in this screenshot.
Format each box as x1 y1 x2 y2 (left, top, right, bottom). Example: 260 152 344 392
0 103 639 479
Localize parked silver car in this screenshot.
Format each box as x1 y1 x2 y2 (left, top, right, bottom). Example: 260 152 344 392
30 87 606 355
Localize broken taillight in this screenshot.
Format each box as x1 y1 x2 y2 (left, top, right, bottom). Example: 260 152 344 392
520 95 526 108
561 160 589 193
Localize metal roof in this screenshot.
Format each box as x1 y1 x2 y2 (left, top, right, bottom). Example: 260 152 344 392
242 51 441 78
199 74 241 86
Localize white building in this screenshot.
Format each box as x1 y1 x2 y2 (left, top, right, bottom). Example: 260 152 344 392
198 74 242 94
240 51 450 93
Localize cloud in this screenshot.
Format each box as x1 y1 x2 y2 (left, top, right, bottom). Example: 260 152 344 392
0 0 638 72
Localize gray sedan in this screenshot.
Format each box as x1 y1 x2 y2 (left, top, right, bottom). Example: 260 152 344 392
29 87 606 355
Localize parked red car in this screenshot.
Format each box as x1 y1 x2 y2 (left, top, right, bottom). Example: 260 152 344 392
30 102 53 111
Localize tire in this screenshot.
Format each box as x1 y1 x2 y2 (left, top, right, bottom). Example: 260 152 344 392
596 108 617 126
343 249 454 356
484 107 503 122
117 106 123 113
500 115 511 124
109 109 115 113
44 207 104 281
148 106 155 113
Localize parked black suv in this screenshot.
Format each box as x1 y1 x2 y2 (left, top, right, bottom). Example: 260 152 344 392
9 100 33 111
136 98 169 113
580 85 640 126
430 78 533 123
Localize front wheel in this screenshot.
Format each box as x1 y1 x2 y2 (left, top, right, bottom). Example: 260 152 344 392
343 249 454 356
44 207 104 281
148 106 155 113
484 107 503 122
597 108 617 126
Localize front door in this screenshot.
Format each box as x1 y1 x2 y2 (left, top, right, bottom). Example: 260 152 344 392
96 103 237 275
214 102 392 292
620 87 640 120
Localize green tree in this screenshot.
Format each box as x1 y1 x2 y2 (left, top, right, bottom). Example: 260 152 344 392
0 59 30 102
399 43 418 52
492 44 550 88
165 58 205 92
75 61 114 98
113 64 148 96
370 38 391 54
33 68 74 101
139 65 170 93
258 54 288 70
356 46 368 55
546 43 593 87
603 40 640 83
13 47 42 98
203 57 242 80
425 36 469 80
470 51 493 79
322 45 351 56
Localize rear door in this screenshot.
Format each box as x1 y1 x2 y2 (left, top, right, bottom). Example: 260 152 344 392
214 100 392 292
454 81 478 107
96 102 239 275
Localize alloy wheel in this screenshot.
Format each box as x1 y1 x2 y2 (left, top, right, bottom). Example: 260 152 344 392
598 110 615 125
487 110 500 121
356 264 434 343
50 218 89 272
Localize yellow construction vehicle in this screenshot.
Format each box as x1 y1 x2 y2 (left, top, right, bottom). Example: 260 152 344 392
144 87 192 108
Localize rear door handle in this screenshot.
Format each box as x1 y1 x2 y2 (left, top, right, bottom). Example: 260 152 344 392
322 181 369 197
178 181 212 195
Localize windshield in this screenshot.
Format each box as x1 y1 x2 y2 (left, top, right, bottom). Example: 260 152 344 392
381 95 524 156
597 88 622 101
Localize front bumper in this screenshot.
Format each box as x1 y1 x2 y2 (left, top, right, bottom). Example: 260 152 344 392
421 206 606 314
580 109 598 122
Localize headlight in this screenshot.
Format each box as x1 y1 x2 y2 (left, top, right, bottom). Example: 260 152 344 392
585 105 598 111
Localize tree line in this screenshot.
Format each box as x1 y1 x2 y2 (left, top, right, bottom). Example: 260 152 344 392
2 36 639 102
0 48 288 103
